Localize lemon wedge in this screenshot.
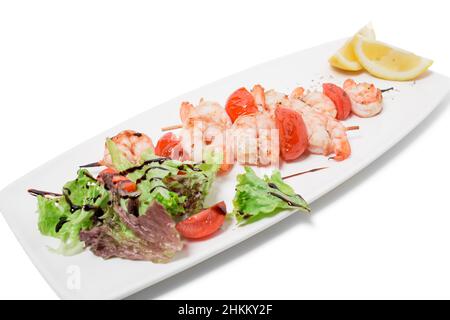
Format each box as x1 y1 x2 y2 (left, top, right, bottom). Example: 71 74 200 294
329 23 376 71
353 35 433 81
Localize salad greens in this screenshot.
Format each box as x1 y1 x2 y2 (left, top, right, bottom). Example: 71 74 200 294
233 167 310 225
32 138 311 262
125 149 219 216
33 142 220 260
79 202 183 263
37 169 109 255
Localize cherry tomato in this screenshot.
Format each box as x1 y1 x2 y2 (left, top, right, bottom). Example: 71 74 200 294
275 107 309 161
176 201 227 239
112 175 137 193
225 87 258 123
97 168 117 178
155 132 181 158
97 168 137 193
323 83 352 120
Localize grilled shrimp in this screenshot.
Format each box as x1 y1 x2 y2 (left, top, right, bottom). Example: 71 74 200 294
343 79 383 118
289 89 351 161
264 89 291 115
301 90 337 118
251 84 292 116
101 130 154 168
289 99 333 156
249 85 351 161
231 112 279 166
251 84 267 113
179 99 233 171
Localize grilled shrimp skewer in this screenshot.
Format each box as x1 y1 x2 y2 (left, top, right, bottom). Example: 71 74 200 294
252 85 352 161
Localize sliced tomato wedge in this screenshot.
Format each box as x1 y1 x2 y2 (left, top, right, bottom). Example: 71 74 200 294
155 132 182 158
323 83 352 120
176 201 227 239
225 87 258 123
275 107 309 161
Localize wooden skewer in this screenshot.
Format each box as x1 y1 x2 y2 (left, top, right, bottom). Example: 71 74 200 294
161 124 183 131
346 125 360 131
28 189 62 198
162 123 359 132
79 161 102 168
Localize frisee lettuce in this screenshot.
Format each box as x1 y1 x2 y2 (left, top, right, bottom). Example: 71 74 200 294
34 145 221 258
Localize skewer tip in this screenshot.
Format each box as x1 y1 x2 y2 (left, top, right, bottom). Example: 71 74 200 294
79 161 102 168
28 189 62 198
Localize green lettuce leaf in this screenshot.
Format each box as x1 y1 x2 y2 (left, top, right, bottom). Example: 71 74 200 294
165 163 214 216
125 152 185 216
233 167 310 225
125 151 218 216
105 138 134 172
36 169 110 255
63 169 110 209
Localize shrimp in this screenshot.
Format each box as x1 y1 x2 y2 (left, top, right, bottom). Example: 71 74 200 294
231 112 279 166
179 99 233 172
101 130 154 168
180 99 231 129
251 84 291 115
290 89 351 161
250 86 351 161
325 117 351 161
343 79 383 118
289 99 333 156
302 90 337 118
264 89 291 115
251 84 267 113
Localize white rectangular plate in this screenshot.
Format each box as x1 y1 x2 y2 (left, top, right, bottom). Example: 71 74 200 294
1 40 449 299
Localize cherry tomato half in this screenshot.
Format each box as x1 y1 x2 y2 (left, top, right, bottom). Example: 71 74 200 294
323 83 352 120
275 107 309 161
97 168 117 178
225 87 258 123
97 168 137 193
155 132 181 158
112 175 137 193
176 201 227 239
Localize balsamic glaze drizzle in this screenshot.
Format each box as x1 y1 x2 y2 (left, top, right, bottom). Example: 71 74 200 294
135 166 170 184
268 192 300 207
55 217 67 232
119 157 170 175
149 185 170 193
268 182 308 209
63 188 101 213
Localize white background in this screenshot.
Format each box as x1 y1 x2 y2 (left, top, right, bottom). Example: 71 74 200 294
0 0 449 299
